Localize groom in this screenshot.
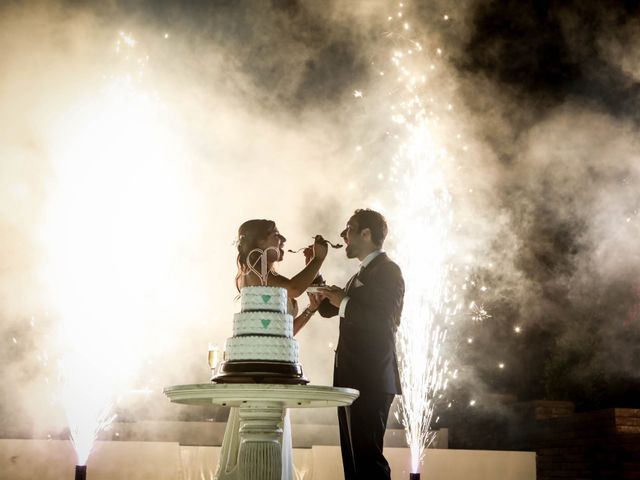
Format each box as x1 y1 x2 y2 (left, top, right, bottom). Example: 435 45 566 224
318 208 404 480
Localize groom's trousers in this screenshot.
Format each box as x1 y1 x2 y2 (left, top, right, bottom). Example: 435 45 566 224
338 389 395 480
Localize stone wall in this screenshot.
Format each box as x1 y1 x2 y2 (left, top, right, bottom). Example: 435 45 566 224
447 400 640 480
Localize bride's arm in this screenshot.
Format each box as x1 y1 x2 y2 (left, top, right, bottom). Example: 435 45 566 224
293 306 315 335
293 294 321 335
286 257 324 298
274 240 328 298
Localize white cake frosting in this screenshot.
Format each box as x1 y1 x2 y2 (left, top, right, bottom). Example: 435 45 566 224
225 285 298 364
225 336 299 363
240 286 288 313
233 311 293 337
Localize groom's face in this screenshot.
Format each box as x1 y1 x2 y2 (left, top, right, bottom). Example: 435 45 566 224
341 218 360 259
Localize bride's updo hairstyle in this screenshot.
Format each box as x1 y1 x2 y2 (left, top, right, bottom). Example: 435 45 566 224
235 219 277 290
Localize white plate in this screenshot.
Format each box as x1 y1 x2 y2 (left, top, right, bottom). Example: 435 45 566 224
306 286 326 293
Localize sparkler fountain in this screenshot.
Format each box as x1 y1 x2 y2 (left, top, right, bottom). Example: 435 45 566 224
390 123 454 478
40 31 199 478
59 349 117 477
75 465 87 480
378 3 461 478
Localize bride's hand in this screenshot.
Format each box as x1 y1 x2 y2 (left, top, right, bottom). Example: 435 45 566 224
303 245 314 264
313 235 329 261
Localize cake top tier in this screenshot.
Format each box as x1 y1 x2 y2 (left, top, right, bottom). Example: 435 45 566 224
240 285 288 313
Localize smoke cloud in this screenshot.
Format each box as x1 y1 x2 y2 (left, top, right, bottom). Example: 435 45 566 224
0 0 398 435
442 0 640 407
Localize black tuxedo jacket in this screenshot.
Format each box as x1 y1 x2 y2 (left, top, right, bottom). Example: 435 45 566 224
319 252 404 394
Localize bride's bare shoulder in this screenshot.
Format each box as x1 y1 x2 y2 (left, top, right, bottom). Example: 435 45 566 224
238 271 263 288
239 271 291 289
266 272 290 288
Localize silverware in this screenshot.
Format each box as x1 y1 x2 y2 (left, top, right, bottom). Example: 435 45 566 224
287 236 343 253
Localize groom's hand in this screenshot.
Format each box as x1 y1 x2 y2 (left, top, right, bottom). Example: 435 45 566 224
318 285 345 307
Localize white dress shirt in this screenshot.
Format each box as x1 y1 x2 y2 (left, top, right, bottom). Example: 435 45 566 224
338 250 383 318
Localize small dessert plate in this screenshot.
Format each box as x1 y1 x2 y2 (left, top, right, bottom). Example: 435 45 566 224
306 286 326 293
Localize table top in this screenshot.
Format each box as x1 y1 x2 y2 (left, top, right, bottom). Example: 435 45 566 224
164 383 359 408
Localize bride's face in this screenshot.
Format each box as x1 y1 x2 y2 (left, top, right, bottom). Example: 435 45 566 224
259 228 286 262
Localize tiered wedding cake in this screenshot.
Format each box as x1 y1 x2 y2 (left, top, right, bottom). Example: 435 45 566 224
213 254 307 384
226 286 298 363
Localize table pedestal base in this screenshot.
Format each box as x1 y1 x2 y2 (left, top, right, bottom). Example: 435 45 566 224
237 403 284 480
216 403 289 480
163 384 359 480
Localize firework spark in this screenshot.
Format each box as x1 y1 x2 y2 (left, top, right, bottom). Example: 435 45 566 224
383 2 459 473
40 32 196 466
390 120 454 471
469 300 491 322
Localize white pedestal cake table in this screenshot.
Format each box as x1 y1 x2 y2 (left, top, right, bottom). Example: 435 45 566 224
164 383 359 480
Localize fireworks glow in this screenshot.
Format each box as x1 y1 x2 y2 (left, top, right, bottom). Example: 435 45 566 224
469 300 491 322
39 32 197 466
383 2 460 474
390 121 454 471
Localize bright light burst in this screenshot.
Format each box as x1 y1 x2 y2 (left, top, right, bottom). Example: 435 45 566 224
59 355 117 465
40 32 195 465
390 120 454 471
384 2 459 473
469 300 491 322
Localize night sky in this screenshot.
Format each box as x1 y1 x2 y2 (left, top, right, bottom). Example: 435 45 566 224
447 0 640 408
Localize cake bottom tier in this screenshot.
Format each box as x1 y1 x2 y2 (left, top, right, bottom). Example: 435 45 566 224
211 361 308 384
225 335 298 363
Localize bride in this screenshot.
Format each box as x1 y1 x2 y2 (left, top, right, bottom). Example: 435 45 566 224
235 219 327 333
218 219 327 480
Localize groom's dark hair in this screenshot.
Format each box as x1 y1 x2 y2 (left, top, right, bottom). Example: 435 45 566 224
352 208 388 247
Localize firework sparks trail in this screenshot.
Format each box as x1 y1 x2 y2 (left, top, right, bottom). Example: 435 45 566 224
59 354 116 465
382 3 459 474
469 300 491 322
41 31 196 466
390 120 454 472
